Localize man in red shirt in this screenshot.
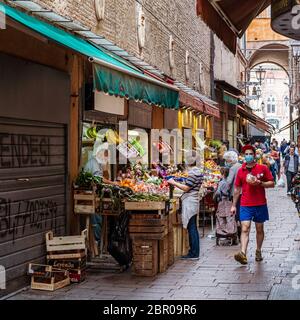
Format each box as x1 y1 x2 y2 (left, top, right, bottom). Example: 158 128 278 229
231 145 274 265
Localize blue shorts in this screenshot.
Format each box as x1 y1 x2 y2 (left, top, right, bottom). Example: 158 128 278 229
240 205 269 223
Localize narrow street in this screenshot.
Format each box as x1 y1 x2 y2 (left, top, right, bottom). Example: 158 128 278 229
8 185 300 301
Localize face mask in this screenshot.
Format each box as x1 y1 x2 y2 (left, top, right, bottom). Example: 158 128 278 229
225 162 232 168
245 155 254 164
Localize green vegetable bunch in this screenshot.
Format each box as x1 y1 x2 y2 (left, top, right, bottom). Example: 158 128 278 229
74 169 103 190
127 193 168 202
209 139 222 150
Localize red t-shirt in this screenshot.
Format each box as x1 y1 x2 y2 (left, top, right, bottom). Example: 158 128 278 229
235 163 274 207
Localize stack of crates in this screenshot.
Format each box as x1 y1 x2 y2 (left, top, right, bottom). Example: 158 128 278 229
129 212 168 276
46 229 87 283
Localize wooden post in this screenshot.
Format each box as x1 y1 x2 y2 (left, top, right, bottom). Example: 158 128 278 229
68 54 83 235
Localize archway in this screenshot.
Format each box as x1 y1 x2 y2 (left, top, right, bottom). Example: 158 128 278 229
248 43 289 73
248 62 290 143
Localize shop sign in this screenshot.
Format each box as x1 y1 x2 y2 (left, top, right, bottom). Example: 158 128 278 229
94 91 125 115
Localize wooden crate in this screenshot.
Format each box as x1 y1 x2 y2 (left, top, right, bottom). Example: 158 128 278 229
47 257 86 270
173 225 182 257
173 225 189 257
74 189 99 214
28 264 70 291
182 228 189 256
158 235 168 273
47 256 87 283
132 239 158 277
167 230 174 266
129 216 167 240
125 201 166 211
69 269 86 283
46 229 87 255
47 250 86 260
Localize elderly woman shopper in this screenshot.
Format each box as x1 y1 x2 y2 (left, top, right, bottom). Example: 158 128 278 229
168 152 203 260
223 150 242 240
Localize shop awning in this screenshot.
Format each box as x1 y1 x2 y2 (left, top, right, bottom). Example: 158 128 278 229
1 3 179 109
223 91 239 106
204 104 220 118
196 0 271 52
179 91 204 112
279 117 300 133
237 105 256 124
255 116 274 134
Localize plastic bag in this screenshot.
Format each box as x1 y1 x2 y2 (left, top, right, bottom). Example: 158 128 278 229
277 176 285 188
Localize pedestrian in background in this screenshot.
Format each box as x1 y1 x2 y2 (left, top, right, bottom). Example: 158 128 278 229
223 151 242 239
284 146 299 195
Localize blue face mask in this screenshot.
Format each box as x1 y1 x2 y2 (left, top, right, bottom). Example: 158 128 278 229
225 162 232 168
245 155 254 164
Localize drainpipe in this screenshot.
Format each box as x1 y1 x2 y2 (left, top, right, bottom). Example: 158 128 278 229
210 30 215 101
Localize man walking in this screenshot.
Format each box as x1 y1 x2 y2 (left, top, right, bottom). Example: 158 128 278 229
231 145 275 265
284 146 299 195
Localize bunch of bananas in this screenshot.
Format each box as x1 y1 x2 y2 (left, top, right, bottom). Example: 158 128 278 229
85 126 98 139
106 129 123 144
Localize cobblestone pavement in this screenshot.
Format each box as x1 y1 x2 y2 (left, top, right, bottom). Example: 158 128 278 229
8 186 300 300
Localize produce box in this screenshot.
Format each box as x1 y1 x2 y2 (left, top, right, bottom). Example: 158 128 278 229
47 257 86 270
158 235 168 273
69 269 86 283
74 189 99 214
132 239 158 277
125 201 166 211
46 229 87 256
46 256 87 282
129 215 168 240
173 226 189 258
167 229 174 267
28 263 70 291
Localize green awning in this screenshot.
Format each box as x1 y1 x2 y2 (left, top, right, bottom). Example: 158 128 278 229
1 4 179 109
93 64 179 108
223 92 238 105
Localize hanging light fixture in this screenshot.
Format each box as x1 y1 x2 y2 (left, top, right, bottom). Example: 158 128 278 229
255 66 266 85
256 86 262 98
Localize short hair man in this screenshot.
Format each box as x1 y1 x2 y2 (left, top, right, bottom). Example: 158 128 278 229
231 145 275 265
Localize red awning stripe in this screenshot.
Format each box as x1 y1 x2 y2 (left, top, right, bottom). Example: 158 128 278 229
179 91 204 112
204 104 220 118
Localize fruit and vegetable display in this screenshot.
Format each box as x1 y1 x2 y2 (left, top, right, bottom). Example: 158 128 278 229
74 169 103 189
204 160 219 171
209 139 222 150
127 193 168 202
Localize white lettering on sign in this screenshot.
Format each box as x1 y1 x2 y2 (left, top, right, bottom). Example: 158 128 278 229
291 5 300 30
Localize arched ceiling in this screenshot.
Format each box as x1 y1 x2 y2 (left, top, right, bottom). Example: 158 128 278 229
248 43 289 74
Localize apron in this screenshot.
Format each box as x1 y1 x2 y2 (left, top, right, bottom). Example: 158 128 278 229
181 193 199 229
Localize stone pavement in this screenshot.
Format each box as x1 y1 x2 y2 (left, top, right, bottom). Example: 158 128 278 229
7 186 300 300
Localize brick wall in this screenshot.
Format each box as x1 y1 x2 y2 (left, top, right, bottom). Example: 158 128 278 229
34 0 212 95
